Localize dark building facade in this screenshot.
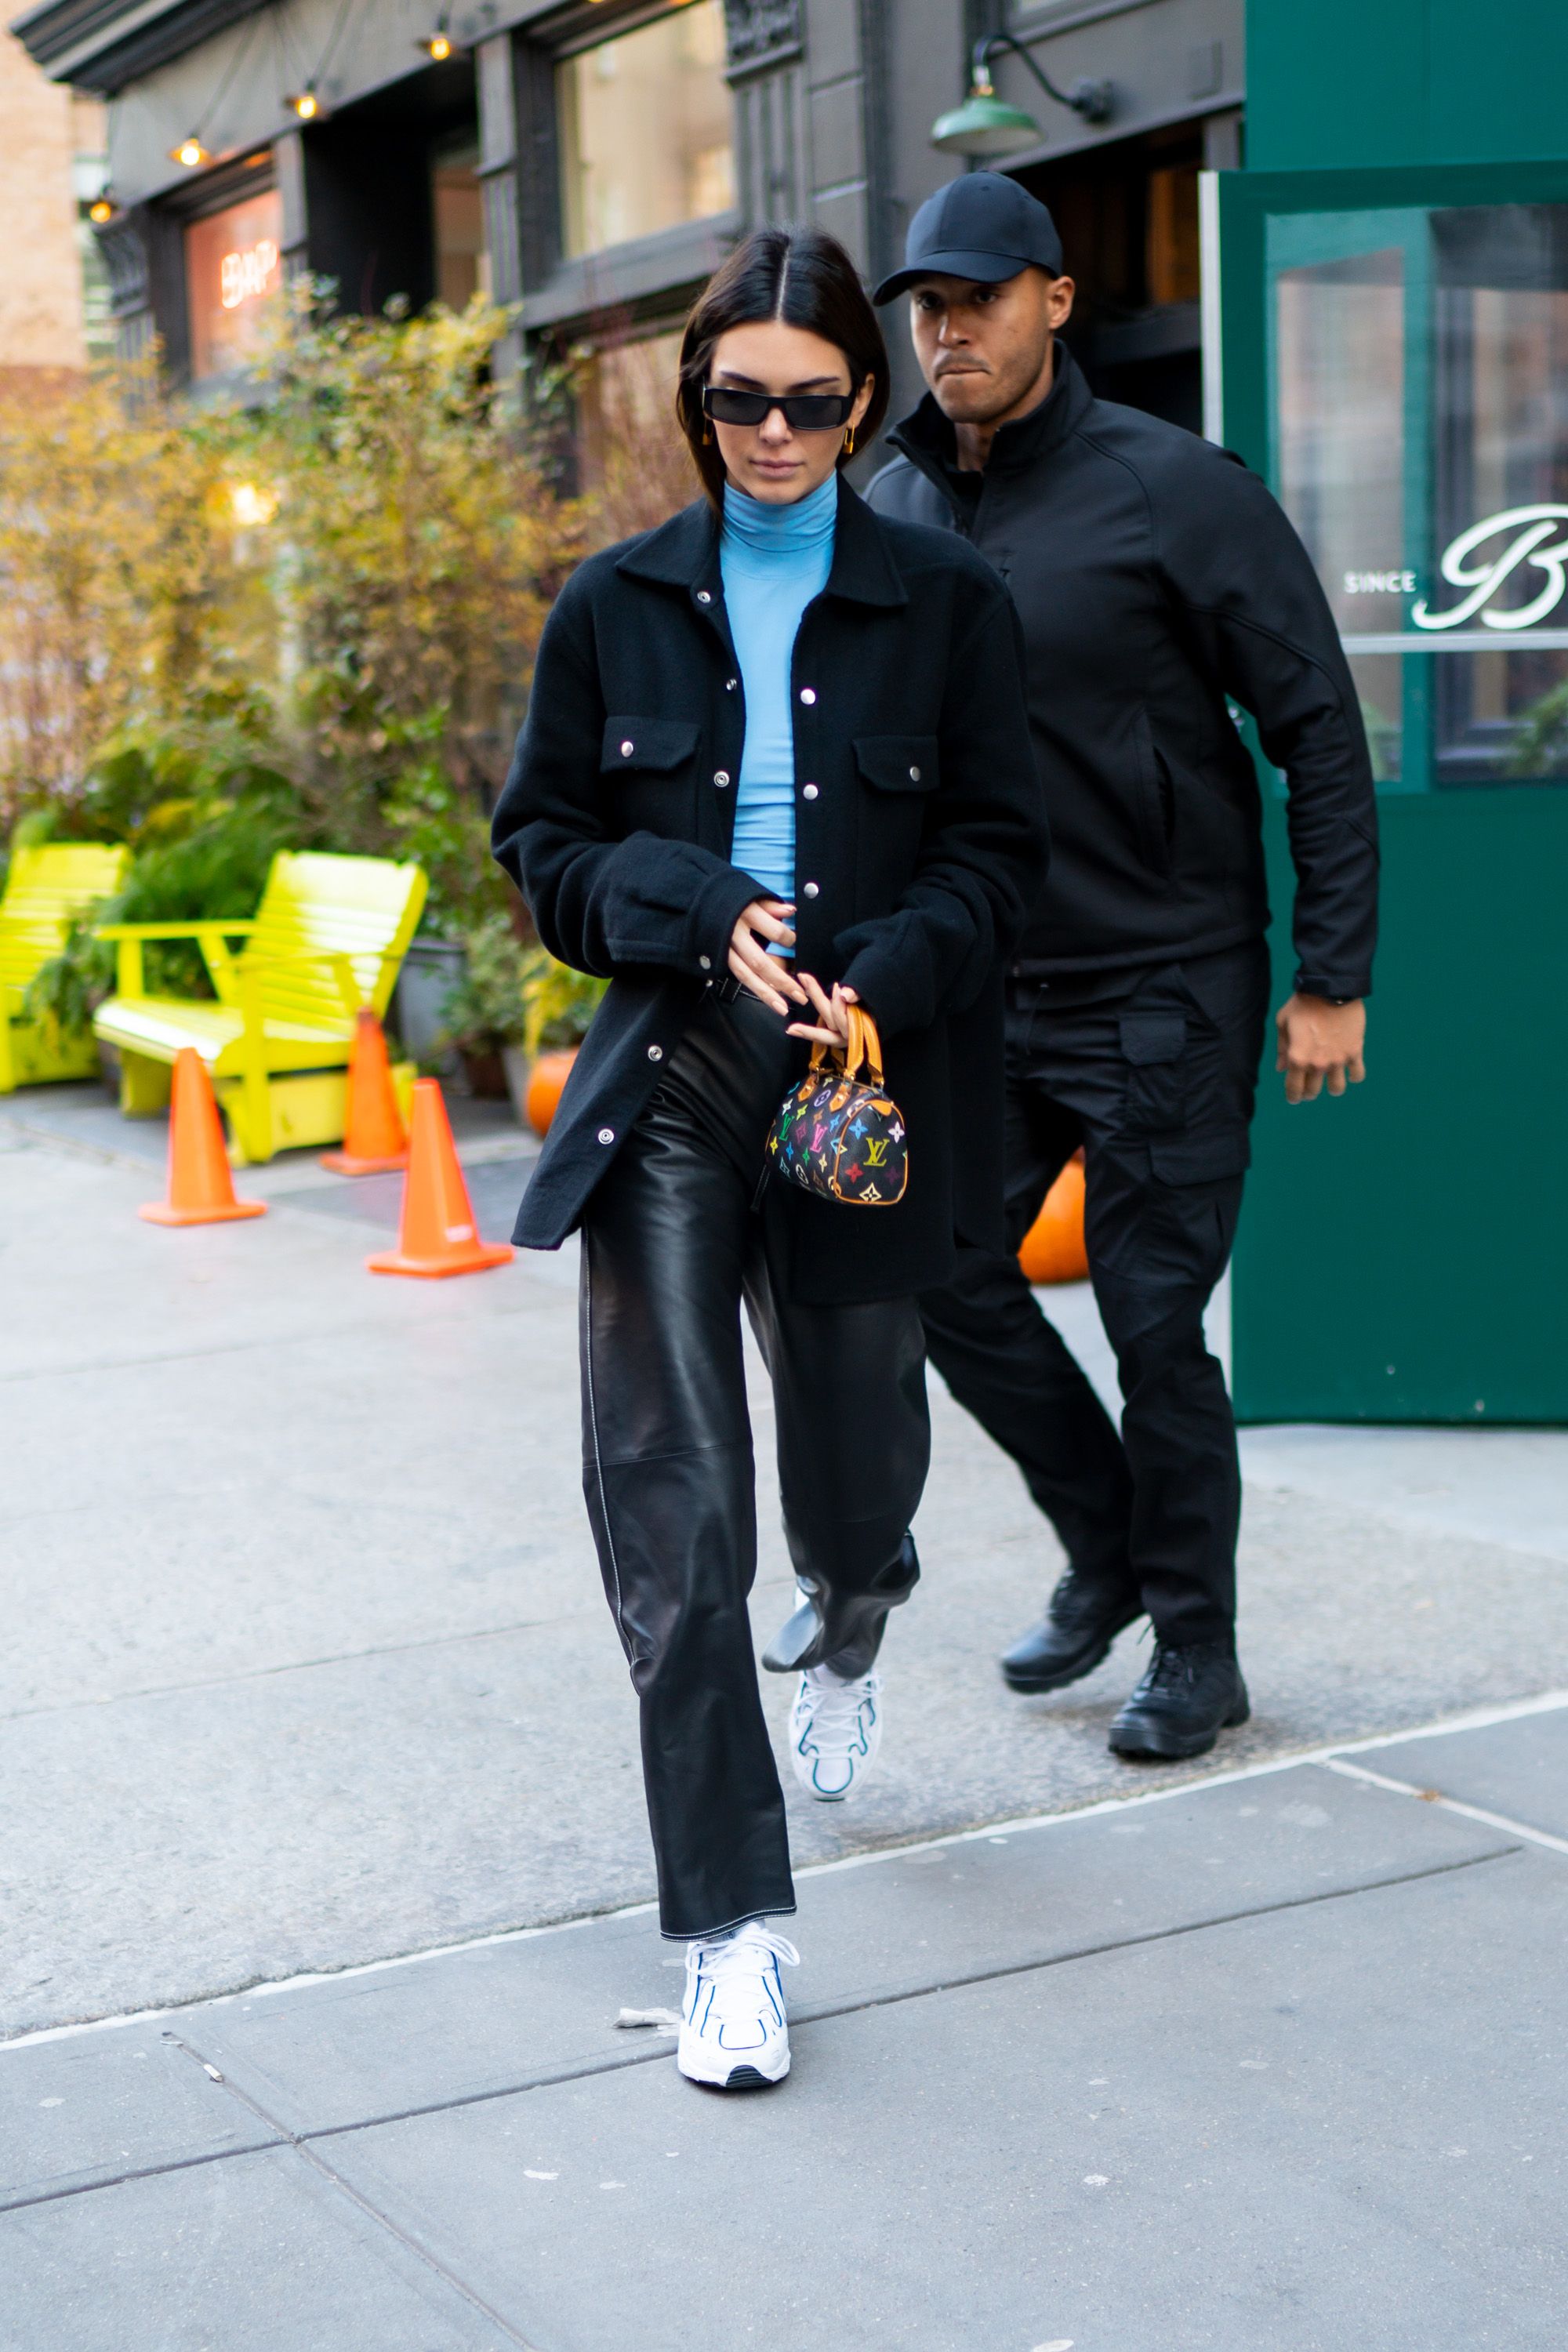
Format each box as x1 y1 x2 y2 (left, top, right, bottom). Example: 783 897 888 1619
11 0 1243 443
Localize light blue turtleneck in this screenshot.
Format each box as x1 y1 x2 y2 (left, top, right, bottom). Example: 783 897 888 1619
720 472 837 924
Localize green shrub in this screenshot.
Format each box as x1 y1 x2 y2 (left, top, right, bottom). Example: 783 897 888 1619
519 943 608 1059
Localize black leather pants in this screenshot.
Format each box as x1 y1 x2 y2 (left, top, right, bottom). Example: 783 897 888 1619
579 988 930 1940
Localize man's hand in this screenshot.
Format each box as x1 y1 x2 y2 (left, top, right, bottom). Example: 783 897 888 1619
1276 993 1367 1105
728 899 807 1017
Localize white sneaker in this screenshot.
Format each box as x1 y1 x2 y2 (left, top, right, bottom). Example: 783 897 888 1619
678 1920 800 2089
789 1664 883 1802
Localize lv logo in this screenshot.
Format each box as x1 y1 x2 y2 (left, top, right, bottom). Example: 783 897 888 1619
863 1138 889 1168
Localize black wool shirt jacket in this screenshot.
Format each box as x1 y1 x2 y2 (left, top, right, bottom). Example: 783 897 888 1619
866 348 1379 1001
491 478 1047 1305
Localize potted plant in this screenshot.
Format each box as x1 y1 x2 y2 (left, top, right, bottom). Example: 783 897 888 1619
518 944 608 1135
437 916 528 1098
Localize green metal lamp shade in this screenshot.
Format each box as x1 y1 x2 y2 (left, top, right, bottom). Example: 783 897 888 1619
931 89 1043 158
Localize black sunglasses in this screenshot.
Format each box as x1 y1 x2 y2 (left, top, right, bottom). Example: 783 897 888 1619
702 386 857 431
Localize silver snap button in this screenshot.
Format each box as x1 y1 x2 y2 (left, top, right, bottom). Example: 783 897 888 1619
597 1127 615 1145
619 739 633 757
696 590 712 604
713 769 730 787
699 955 712 970
802 782 818 800
648 1044 663 1062
799 687 816 706
725 677 738 691
803 880 819 898
909 765 921 781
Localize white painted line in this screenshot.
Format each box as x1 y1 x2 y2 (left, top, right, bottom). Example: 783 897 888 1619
7 1686 1566 2055
1320 1757 1568 1858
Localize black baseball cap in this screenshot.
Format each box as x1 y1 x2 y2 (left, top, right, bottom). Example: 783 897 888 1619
873 172 1064 303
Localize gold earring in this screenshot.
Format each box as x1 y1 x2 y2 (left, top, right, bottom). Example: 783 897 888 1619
702 423 713 444
844 424 855 456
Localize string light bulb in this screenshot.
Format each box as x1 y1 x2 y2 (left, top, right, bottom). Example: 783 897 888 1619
418 13 456 60
89 194 117 225
171 135 209 169
285 86 319 120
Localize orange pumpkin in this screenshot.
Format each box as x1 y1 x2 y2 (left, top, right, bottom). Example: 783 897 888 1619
1018 1149 1088 1284
524 1047 579 1138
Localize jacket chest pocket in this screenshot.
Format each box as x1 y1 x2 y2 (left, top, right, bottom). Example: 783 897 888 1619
853 734 939 906
601 716 700 836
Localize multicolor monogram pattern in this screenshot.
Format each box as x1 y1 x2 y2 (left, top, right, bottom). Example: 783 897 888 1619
766 1007 908 1207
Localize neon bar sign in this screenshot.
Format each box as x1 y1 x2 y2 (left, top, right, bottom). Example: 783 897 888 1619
220 238 279 310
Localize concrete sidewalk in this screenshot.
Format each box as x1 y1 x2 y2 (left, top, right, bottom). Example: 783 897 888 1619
5 1699 1565 2349
3 1082 1568 2044
2 1077 1566 2345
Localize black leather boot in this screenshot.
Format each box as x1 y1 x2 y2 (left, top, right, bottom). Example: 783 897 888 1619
1107 1639 1250 1760
1000 1567 1142 1693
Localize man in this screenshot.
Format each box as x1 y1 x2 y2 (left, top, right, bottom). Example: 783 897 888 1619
867 173 1377 1761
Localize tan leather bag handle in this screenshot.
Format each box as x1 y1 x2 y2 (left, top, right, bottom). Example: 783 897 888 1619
808 1003 884 1088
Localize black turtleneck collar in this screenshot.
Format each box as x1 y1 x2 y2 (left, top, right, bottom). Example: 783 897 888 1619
886 341 1094 507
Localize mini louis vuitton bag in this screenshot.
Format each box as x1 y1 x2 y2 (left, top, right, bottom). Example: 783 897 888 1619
766 1004 909 1207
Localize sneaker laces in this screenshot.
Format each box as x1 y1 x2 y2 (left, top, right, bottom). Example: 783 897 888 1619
687 1923 800 2029
798 1666 880 1745
1135 1636 1226 1694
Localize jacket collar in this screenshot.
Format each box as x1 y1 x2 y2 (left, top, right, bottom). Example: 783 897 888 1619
615 472 908 608
887 340 1094 496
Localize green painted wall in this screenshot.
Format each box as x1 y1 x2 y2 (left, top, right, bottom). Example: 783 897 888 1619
1224 123 1568 1421
1247 0 1568 173
1236 793 1568 1423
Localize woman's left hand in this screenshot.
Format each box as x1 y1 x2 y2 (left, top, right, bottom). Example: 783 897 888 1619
786 974 858 1050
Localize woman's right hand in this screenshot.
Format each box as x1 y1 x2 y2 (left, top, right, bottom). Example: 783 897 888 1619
728 900 807 1016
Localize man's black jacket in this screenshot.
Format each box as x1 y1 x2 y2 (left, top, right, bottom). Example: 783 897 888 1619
491 477 1047 1303
867 348 1378 999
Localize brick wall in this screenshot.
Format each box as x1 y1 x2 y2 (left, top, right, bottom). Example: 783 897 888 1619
0 31 87 372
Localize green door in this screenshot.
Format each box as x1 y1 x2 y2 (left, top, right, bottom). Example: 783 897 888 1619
1218 164 1568 1424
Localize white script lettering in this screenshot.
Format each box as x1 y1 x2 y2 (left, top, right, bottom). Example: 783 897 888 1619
1412 504 1568 632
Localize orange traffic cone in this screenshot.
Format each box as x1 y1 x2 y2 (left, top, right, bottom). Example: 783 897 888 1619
321 1009 408 1174
367 1078 514 1278
140 1047 267 1227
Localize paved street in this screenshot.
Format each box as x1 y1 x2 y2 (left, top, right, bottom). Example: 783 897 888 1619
2 1083 1566 2347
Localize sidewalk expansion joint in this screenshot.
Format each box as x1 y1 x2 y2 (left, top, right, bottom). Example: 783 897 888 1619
220 1846 1548 2151
0 2135 282 2218
1319 1756 1568 1855
0 1842 1521 2223
159 2033 544 2352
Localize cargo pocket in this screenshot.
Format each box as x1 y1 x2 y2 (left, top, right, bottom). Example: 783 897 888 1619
1148 1124 1251 1185
1118 1009 1187 1138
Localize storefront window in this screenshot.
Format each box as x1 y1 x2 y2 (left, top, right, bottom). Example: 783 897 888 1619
1272 204 1568 788
557 1 734 261
186 187 284 381
575 328 692 534
433 139 488 310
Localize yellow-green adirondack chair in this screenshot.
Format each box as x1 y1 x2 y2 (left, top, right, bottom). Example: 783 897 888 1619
93 850 428 1163
0 842 131 1094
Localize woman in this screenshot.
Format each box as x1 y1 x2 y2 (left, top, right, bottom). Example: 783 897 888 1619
492 227 1045 2092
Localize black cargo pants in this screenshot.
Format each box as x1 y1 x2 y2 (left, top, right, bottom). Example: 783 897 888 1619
918 942 1271 1647
579 986 930 1941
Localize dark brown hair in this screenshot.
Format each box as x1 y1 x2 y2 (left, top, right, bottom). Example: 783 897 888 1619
675 225 891 508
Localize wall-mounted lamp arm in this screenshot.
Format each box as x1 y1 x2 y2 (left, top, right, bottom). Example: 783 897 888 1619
974 32 1113 125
